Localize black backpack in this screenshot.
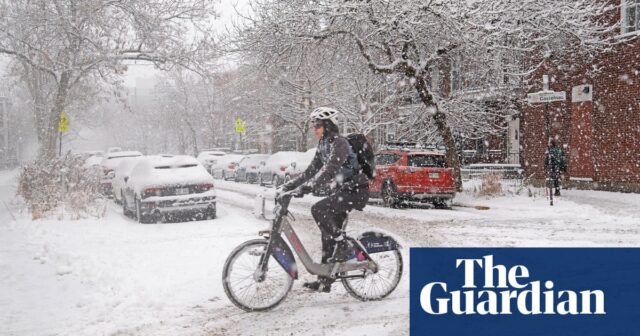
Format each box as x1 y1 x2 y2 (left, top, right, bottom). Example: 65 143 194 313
346 133 376 180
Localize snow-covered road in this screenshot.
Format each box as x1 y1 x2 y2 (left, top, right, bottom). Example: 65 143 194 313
1 171 639 336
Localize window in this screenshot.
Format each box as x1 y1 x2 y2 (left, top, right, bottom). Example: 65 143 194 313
407 155 446 168
375 154 400 166
623 0 640 34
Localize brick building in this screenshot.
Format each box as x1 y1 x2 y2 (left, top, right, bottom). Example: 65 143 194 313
521 1 640 192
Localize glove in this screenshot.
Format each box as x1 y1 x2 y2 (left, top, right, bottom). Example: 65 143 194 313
280 182 296 192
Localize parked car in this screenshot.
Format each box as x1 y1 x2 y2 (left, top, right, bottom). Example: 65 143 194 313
99 151 143 196
204 147 232 153
78 150 105 161
84 154 104 167
258 151 301 187
197 150 226 172
107 147 122 153
284 148 316 183
235 154 269 183
369 149 456 208
121 155 216 223
211 154 245 180
112 156 145 204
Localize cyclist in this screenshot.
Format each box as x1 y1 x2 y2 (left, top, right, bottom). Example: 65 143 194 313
279 107 369 293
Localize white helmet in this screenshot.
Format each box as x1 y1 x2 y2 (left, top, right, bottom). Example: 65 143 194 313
310 107 339 125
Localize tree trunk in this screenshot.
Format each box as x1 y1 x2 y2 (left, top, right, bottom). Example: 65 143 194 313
40 72 71 160
298 122 309 151
413 75 463 191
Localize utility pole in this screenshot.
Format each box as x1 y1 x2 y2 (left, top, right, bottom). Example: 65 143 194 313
543 75 552 206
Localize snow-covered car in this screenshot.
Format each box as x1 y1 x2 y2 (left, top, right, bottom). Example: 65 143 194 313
258 151 302 187
99 151 143 196
283 148 316 183
78 150 105 161
84 154 104 168
121 155 216 223
235 154 269 183
112 156 145 204
107 147 122 153
196 150 226 172
211 154 245 180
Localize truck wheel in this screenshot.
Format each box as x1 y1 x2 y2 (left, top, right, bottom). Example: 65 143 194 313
432 199 452 209
382 183 399 208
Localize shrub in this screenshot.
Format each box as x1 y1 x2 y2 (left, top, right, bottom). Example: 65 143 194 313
478 172 503 197
17 153 105 220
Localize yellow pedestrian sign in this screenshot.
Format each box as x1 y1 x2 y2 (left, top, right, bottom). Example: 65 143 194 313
58 111 70 133
234 117 246 134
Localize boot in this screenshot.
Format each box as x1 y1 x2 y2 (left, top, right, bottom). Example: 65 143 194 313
554 189 561 196
303 277 333 293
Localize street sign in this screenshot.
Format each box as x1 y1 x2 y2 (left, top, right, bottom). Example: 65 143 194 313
527 91 566 104
234 117 246 134
58 111 70 133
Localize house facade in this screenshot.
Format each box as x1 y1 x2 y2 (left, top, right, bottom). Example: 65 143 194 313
521 1 640 192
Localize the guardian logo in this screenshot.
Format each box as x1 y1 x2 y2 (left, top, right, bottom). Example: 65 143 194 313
420 255 606 316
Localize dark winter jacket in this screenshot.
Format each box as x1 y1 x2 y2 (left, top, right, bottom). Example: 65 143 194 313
545 146 567 172
286 130 368 192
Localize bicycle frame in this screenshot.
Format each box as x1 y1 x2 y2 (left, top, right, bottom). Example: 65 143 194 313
255 195 379 281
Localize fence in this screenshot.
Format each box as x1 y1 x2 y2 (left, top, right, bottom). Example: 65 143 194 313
461 164 525 193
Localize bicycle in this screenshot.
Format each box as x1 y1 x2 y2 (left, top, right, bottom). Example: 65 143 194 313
222 190 403 312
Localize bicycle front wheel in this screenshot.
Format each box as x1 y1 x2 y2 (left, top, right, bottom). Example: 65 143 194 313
222 239 293 312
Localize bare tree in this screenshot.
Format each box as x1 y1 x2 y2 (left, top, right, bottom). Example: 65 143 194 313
234 0 622 190
0 0 217 159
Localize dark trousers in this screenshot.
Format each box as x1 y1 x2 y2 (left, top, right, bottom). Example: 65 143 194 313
310 185 369 263
549 169 561 191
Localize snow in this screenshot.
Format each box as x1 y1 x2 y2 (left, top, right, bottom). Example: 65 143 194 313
83 155 103 167
128 156 214 194
1 169 639 335
100 151 144 171
113 156 145 200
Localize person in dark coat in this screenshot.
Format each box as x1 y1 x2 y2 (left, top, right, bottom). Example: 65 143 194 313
279 107 369 293
545 139 567 196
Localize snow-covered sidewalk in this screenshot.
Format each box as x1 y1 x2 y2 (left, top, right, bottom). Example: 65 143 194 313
1 171 638 335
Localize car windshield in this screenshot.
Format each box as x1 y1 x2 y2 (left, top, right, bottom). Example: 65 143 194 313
407 155 446 168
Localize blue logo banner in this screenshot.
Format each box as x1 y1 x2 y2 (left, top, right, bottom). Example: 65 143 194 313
410 248 640 336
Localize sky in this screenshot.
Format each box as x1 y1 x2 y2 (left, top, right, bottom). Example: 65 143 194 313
122 0 249 88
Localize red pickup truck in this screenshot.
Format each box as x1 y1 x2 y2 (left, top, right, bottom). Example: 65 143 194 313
370 149 456 208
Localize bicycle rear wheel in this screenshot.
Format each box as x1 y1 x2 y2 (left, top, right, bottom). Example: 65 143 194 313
341 249 403 301
222 239 293 311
